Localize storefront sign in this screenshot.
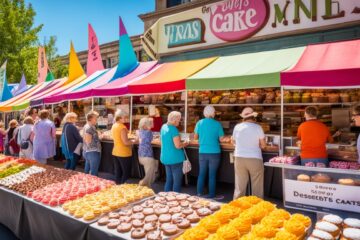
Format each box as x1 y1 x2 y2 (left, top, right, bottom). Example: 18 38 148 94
165 18 205 48
284 179 360 214
142 0 360 59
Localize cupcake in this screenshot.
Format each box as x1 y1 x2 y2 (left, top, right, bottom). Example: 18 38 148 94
315 221 340 237
199 216 221 234
216 225 240 240
290 213 312 228
311 229 334 240
269 209 291 220
274 230 298 240
341 228 360 240
253 224 278 238
229 217 252 236
344 218 360 229
323 214 343 227
284 220 306 237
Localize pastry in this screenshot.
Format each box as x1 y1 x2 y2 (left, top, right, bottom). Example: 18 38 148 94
253 224 278 238
107 219 120 229
315 221 340 237
297 174 311 182
146 230 162 240
83 212 95 221
132 212 145 220
191 202 203 210
168 201 179 208
108 212 120 219
161 223 178 236
209 202 221 212
187 196 199 202
154 197 166 204
199 216 221 233
187 213 200 223
323 214 343 227
119 209 132 216
344 218 360 229
98 217 109 226
338 179 355 186
169 206 182 214
181 207 193 216
132 219 144 228
176 194 188 201
165 195 176 202
116 222 132 233
144 222 158 232
216 225 240 240
261 216 284 228
311 229 334 240
197 207 212 217
119 216 132 223
131 228 146 239
159 214 172 223
145 214 158 223
290 213 312 228
154 206 169 215
341 228 360 240
176 218 191 229
133 205 144 213
311 173 331 183
171 213 185 222
284 220 306 237
269 209 291 220
274 230 298 240
143 208 155 216
180 200 189 208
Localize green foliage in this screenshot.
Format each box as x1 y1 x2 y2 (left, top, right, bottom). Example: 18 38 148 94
0 0 67 84
45 36 68 79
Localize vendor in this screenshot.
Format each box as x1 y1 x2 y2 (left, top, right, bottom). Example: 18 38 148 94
352 104 360 163
150 107 163 132
297 106 338 166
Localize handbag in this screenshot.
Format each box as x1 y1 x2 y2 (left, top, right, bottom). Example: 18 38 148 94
182 148 192 174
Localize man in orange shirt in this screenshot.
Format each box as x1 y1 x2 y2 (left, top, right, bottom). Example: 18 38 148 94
297 106 337 166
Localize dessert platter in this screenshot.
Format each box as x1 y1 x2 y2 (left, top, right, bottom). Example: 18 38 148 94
92 191 222 239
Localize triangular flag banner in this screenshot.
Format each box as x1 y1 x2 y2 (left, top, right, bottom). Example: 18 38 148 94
45 72 55 82
12 73 28 96
37 47 49 84
67 42 85 84
111 17 139 81
87 24 104 76
0 61 13 102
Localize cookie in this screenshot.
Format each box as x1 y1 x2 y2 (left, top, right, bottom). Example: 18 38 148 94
145 214 158 223
108 212 120 219
131 228 146 239
98 217 109 226
116 222 132 233
161 223 178 236
143 208 155 216
147 230 162 240
197 207 212 217
159 214 172 223
187 213 200 223
144 222 158 232
132 212 145 220
132 205 144 213
132 219 144 228
107 219 120 229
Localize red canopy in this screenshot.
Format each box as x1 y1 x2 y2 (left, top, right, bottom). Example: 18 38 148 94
281 39 360 87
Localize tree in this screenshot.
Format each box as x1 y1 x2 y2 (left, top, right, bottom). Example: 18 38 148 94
44 36 68 79
0 0 42 84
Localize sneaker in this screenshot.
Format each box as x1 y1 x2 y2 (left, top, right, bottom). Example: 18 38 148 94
212 195 225 201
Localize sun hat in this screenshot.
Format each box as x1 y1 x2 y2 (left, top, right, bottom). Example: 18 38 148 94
203 105 216 118
240 107 258 118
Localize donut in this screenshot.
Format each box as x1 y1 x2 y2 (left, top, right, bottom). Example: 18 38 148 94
107 219 120 229
154 206 169 216
132 205 144 213
161 223 178 236
168 201 179 208
119 216 132 223
147 230 162 240
197 207 212 217
181 207 194 216
108 212 120 219
131 228 146 239
143 208 155 216
144 222 158 232
169 206 182 214
132 213 145 220
116 222 132 233
159 214 172 223
187 213 200 223
132 219 144 228
145 214 158 223
98 217 109 226
119 209 132 216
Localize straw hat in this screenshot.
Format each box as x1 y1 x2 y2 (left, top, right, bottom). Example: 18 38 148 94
240 107 258 118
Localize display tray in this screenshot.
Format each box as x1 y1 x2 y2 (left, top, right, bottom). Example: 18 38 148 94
91 193 222 240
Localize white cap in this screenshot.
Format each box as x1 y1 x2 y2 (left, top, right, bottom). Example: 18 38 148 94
240 107 258 118
203 105 215 118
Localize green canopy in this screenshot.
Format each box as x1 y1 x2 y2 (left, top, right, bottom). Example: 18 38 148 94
186 47 305 90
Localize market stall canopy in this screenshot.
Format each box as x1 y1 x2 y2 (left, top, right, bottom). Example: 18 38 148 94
91 61 158 97
31 70 107 106
10 78 67 111
127 58 217 94
0 80 59 112
281 39 360 88
186 47 305 90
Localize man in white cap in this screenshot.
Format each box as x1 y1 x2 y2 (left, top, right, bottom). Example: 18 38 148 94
194 105 225 200
232 107 266 199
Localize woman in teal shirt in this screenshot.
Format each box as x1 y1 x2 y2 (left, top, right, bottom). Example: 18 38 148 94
194 105 225 199
160 111 189 192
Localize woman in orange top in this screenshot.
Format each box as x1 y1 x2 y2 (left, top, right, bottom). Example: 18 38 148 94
111 109 133 184
297 106 338 167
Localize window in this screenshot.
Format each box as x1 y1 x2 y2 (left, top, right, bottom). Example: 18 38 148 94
166 0 182 8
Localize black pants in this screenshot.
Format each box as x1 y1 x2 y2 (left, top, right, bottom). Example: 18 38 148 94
113 156 132 184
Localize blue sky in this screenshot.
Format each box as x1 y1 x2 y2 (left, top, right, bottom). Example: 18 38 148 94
26 0 155 56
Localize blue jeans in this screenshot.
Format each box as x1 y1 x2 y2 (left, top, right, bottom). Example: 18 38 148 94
164 163 183 193
65 153 80 170
84 151 101 176
197 153 221 198
301 158 328 167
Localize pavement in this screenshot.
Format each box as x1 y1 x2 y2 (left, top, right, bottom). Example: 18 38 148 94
0 159 316 239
